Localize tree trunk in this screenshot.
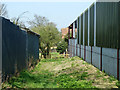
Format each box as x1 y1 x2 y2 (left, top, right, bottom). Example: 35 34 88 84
46 43 50 55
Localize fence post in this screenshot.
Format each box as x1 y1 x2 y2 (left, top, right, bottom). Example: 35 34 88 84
91 46 92 64
100 47 102 71
73 45 74 57
84 46 86 61
117 48 119 80
76 45 77 56
80 45 81 58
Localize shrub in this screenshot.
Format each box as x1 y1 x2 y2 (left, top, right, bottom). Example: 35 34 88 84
56 41 68 54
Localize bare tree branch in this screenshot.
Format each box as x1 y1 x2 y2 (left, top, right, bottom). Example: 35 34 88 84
0 3 8 17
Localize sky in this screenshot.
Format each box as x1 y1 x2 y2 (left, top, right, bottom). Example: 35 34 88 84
4 1 95 31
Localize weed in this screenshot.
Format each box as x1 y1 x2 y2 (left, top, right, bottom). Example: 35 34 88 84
96 74 103 78
103 78 107 81
108 76 116 83
71 63 75 67
80 69 83 71
71 58 75 61
96 70 100 74
116 81 120 88
2 55 118 89
81 58 84 60
55 73 95 88
76 64 79 66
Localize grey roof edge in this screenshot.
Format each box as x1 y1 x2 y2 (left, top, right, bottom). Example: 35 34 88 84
96 0 120 2
26 29 40 37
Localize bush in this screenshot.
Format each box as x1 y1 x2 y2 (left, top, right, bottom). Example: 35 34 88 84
56 41 68 54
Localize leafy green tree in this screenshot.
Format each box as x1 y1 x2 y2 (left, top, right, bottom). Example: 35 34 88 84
56 40 67 54
56 32 72 54
29 15 61 58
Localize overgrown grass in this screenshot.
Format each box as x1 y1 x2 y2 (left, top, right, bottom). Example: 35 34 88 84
3 70 57 88
55 73 96 88
41 58 65 62
2 53 119 88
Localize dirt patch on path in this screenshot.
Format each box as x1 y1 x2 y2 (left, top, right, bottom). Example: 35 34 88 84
48 57 118 88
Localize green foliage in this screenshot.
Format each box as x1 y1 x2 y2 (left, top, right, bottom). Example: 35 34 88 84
3 55 118 89
70 56 80 61
108 76 116 83
3 70 57 88
77 72 88 80
55 73 95 88
56 40 67 54
56 33 71 54
103 78 107 81
41 58 65 62
116 81 120 88
29 15 61 58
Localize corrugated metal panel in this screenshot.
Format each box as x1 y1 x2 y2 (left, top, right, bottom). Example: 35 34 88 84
77 17 79 44
83 13 85 46
2 17 39 80
73 22 75 38
94 2 97 46
96 2 119 49
118 1 120 48
27 33 39 62
88 8 90 46
89 3 94 46
85 9 88 46
80 14 83 45
2 18 27 78
79 16 81 45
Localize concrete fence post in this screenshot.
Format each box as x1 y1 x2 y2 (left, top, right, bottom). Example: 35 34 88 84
76 45 77 56
91 46 92 64
80 45 81 58
84 46 86 61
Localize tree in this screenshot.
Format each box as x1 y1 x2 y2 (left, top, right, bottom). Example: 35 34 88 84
10 11 28 30
29 15 61 58
56 40 67 54
0 3 8 17
56 33 69 54
28 14 49 28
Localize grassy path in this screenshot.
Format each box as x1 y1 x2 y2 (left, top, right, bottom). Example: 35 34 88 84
2 53 120 88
